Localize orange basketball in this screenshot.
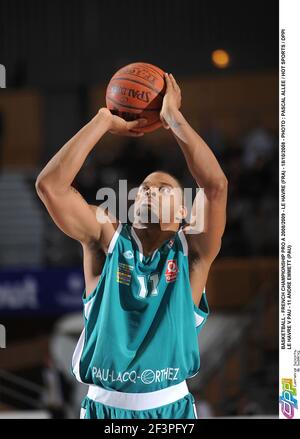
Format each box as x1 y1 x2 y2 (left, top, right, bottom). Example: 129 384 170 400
105 62 166 133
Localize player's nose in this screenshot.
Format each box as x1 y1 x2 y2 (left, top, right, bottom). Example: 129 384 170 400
143 186 155 196
148 187 158 198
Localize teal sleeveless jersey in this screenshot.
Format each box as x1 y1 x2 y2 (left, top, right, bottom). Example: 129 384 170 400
72 222 209 393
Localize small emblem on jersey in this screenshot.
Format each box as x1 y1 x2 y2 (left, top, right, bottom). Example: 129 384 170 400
165 259 178 282
167 239 175 249
123 250 134 260
117 262 134 286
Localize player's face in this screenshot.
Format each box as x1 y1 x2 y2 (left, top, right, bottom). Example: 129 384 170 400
134 172 184 225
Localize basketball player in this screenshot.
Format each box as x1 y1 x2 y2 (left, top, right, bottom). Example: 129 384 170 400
35 73 227 419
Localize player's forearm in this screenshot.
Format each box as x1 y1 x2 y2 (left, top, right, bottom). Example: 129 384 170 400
166 110 227 191
36 111 111 194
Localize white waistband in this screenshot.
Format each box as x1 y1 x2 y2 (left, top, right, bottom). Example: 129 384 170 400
86 380 189 411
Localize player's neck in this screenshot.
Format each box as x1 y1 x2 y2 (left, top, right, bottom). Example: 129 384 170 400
132 222 179 256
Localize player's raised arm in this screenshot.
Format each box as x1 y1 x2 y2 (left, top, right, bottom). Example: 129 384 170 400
160 73 228 264
35 108 147 248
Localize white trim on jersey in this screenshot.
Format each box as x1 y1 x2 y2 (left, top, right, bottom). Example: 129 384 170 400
72 328 88 385
178 227 188 256
86 379 189 411
130 226 144 262
107 222 123 254
194 312 205 328
150 249 158 261
80 407 87 419
84 295 96 320
193 402 198 419
193 289 208 330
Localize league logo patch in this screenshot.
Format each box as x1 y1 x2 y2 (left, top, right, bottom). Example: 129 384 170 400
165 260 178 282
123 250 134 260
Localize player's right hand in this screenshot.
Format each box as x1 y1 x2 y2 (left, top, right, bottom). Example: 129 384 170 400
160 73 182 130
98 108 147 137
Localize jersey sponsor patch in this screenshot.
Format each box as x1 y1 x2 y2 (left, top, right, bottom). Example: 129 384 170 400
167 239 175 249
91 366 180 384
165 259 178 282
117 262 134 286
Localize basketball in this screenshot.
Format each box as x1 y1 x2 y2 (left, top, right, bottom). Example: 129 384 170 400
105 62 166 133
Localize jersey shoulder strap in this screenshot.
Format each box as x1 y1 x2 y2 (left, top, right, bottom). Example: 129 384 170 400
107 222 123 254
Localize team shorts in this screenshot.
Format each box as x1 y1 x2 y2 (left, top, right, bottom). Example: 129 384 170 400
79 380 198 419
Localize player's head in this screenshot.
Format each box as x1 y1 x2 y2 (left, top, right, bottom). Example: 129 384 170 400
133 171 187 229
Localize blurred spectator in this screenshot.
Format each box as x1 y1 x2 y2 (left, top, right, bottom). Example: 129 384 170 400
41 355 72 419
241 122 276 170
195 398 214 418
201 117 226 158
238 392 264 416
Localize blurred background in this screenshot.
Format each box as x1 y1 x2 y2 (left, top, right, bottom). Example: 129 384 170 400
0 0 278 418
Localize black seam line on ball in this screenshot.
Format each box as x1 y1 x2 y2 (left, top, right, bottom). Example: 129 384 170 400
106 96 161 112
110 77 164 98
138 63 165 81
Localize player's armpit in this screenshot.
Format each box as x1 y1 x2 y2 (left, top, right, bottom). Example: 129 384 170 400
189 258 210 307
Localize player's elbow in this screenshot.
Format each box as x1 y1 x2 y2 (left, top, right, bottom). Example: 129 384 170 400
215 176 228 190
206 176 228 200
35 175 53 200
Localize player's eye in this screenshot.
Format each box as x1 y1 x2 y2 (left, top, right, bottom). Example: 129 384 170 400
159 186 172 194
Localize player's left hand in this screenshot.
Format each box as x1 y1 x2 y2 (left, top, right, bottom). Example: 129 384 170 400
160 73 182 130
98 107 147 137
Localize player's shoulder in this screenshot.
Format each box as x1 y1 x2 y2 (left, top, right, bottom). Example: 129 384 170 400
88 204 122 252
88 204 120 232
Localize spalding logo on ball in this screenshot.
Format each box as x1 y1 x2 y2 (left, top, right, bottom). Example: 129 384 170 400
105 62 166 133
